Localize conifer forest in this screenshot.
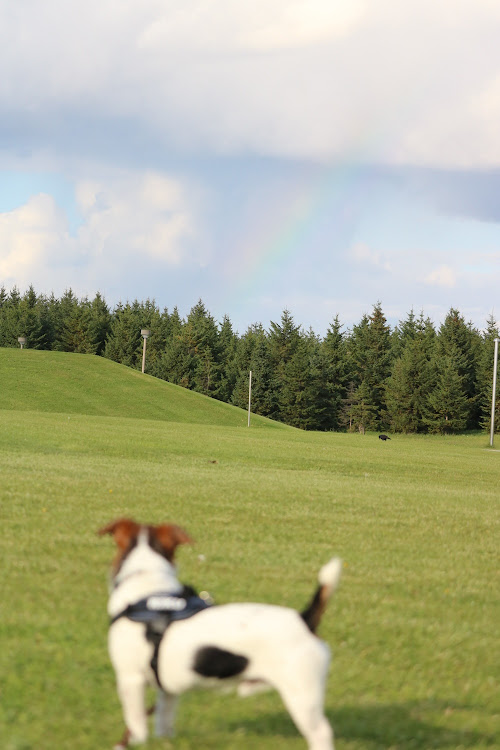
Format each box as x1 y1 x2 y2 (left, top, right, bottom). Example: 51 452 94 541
1 285 499 434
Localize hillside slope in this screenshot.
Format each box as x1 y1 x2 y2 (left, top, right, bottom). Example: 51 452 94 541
0 349 287 429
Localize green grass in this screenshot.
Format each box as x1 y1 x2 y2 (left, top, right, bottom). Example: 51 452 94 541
0 348 286 428
1 350 499 749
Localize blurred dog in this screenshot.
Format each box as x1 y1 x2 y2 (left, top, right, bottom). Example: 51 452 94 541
99 518 342 750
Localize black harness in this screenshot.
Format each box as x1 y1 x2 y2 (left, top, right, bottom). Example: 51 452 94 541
110 586 212 689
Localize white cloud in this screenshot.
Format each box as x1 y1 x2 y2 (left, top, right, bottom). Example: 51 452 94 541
0 194 74 289
240 0 367 51
75 171 195 265
0 169 200 296
349 242 392 272
424 264 457 288
1 1 500 168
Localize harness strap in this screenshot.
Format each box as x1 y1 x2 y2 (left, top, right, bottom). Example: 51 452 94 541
146 623 166 690
109 588 212 691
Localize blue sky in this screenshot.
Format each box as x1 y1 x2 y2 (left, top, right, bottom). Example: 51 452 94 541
1 0 500 335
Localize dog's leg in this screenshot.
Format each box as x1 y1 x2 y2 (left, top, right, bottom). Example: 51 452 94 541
116 675 148 746
274 641 334 750
154 690 178 738
278 686 334 750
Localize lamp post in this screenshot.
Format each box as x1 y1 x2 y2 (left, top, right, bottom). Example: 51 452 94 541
490 337 499 447
18 336 27 349
141 329 150 374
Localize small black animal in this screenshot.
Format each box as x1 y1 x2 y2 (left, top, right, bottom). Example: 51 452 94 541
378 434 391 441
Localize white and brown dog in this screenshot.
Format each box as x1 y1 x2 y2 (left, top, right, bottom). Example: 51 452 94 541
99 518 342 750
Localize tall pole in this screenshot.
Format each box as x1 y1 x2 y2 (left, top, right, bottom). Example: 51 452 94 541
248 370 252 427
490 338 499 447
141 329 150 374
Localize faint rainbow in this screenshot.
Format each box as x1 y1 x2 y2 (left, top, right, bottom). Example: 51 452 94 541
226 157 377 299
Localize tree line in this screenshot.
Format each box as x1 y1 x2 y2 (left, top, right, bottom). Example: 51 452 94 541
1 285 499 434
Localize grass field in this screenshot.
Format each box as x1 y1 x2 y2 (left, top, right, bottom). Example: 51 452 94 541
1 349 499 750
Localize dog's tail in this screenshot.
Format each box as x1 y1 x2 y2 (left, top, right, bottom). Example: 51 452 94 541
301 557 342 634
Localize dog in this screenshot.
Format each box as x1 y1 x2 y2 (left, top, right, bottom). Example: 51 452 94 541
99 518 342 749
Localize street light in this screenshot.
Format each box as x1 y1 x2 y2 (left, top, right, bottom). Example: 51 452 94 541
141 329 150 374
18 336 27 349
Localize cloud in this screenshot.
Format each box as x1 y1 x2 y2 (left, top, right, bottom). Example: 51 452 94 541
0 194 74 289
424 264 457 288
75 171 196 265
1 1 500 168
0 169 200 296
349 242 392 272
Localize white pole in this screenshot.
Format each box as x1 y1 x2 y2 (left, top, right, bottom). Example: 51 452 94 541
141 329 150 374
248 370 252 427
490 338 499 447
142 336 147 374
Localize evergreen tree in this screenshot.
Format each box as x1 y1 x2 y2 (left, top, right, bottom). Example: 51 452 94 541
437 308 481 429
423 354 469 434
134 300 164 375
59 298 97 353
28 293 55 349
322 315 349 430
267 309 301 421
386 330 435 433
88 293 112 356
477 314 500 432
185 300 221 396
344 380 378 434
348 302 393 429
52 289 80 350
281 332 333 430
104 302 143 367
280 336 314 429
231 324 269 411
217 315 238 403
247 334 278 417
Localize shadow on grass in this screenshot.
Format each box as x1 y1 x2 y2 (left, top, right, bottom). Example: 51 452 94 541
226 700 496 748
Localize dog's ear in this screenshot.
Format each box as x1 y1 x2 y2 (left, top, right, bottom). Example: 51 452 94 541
97 518 141 550
153 524 193 559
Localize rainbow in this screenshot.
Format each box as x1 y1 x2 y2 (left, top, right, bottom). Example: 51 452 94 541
223 157 378 301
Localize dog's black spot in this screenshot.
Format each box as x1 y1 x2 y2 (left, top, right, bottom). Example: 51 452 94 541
193 646 249 679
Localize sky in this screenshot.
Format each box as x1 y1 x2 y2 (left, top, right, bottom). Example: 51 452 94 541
1 0 500 336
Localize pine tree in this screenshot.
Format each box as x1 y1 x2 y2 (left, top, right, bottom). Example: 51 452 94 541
231 324 268 411
322 315 349 430
247 334 278 418
280 336 314 429
104 302 143 367
344 380 378 434
217 315 238 403
437 309 481 429
267 309 301 422
386 332 435 433
477 314 500 432
186 301 221 396
280 333 333 430
423 354 469 433
88 293 112 356
348 302 393 429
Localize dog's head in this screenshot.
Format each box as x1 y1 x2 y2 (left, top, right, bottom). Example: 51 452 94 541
98 518 193 577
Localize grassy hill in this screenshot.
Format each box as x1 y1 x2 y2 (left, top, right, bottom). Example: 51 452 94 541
0 348 286 428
